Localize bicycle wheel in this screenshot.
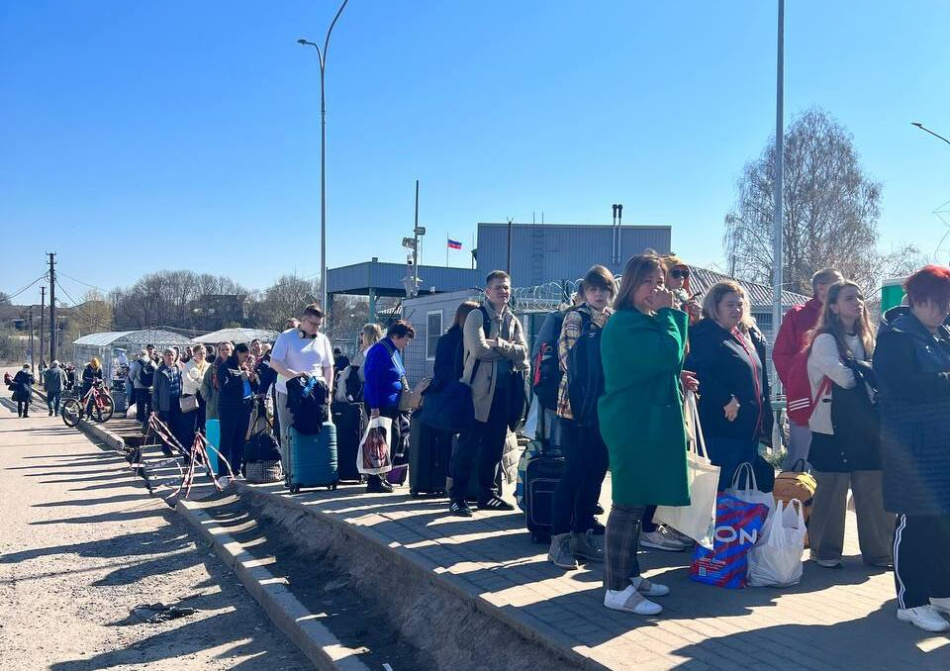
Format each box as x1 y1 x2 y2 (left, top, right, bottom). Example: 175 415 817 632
61 399 81 427
92 395 115 423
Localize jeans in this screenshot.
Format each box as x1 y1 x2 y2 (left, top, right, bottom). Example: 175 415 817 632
47 392 61 416
550 418 609 535
784 421 812 470
219 401 252 477
450 384 509 503
135 388 152 426
275 391 294 475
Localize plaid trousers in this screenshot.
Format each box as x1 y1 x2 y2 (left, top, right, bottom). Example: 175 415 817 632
604 503 646 591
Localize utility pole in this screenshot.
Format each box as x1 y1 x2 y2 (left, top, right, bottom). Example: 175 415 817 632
506 218 514 275
771 0 785 391
40 286 45 368
48 252 56 362
29 307 35 374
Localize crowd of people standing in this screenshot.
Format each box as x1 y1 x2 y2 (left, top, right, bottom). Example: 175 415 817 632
8 255 950 634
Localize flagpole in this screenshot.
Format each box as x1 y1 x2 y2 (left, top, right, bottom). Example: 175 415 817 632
446 234 449 267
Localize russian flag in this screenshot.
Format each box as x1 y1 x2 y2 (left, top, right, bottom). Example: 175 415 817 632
447 238 462 250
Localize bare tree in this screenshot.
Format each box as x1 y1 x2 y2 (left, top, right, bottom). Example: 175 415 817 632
248 275 321 331
724 107 883 295
0 292 11 306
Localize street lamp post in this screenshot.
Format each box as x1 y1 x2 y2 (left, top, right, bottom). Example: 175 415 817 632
772 0 785 392
298 0 351 318
912 122 950 147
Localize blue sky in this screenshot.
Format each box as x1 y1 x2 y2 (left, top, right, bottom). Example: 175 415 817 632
2 1 948 306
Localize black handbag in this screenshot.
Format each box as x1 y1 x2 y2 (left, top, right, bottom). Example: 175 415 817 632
420 379 475 433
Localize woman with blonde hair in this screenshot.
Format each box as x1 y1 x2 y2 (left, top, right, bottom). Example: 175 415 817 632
805 280 893 569
686 281 773 489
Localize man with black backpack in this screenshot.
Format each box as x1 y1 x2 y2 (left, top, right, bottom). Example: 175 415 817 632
547 266 615 569
129 348 156 429
449 270 529 517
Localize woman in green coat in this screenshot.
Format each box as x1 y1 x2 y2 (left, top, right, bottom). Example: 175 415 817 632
598 252 697 616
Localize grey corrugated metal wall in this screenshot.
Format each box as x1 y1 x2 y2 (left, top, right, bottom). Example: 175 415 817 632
476 223 671 285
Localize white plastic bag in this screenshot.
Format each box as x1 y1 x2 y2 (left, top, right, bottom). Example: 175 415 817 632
357 416 393 475
726 462 775 514
747 499 806 587
655 392 721 547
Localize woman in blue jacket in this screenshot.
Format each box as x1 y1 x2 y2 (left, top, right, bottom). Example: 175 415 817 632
363 320 416 493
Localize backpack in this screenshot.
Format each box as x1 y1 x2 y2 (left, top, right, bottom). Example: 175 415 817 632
566 310 605 427
139 359 156 388
785 348 831 425
531 309 568 411
286 374 330 435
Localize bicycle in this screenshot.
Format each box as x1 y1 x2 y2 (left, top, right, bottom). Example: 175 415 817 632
61 379 115 427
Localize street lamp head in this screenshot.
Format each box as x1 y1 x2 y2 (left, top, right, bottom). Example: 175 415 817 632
297 38 308 45
912 122 923 128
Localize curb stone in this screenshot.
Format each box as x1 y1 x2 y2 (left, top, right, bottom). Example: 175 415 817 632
234 481 599 670
176 496 372 671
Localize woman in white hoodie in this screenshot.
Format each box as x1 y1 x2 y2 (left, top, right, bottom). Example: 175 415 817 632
805 280 893 569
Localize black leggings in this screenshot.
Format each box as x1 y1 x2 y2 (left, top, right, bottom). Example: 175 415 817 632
17 401 29 417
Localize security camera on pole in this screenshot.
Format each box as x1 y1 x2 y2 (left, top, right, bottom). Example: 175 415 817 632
401 180 425 297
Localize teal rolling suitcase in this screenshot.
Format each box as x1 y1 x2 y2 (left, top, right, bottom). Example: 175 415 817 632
288 423 338 494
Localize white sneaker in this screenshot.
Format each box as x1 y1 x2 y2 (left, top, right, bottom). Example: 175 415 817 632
604 584 662 616
897 605 950 633
632 577 670 598
216 476 231 489
931 597 950 616
640 527 688 552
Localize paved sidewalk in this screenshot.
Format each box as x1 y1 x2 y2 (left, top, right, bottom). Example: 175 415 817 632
240 475 950 671
0 398 310 670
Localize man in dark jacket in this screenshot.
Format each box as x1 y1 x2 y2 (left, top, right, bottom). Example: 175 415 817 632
44 360 68 416
874 266 950 633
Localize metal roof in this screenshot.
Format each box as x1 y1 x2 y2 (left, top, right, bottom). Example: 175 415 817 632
192 328 280 344
72 329 194 347
687 267 810 308
327 260 480 296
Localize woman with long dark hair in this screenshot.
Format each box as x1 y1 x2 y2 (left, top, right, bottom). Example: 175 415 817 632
805 280 892 570
216 342 257 486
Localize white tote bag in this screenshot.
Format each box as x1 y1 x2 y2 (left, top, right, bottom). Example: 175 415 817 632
726 462 775 514
655 392 720 547
748 498 807 587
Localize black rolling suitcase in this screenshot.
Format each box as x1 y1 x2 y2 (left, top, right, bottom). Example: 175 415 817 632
332 401 365 482
409 409 451 497
523 452 565 543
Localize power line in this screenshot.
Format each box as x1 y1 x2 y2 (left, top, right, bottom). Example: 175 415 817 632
4 273 49 301
57 271 110 295
54 279 102 327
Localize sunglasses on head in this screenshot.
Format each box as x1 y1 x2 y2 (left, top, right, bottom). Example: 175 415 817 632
670 269 690 279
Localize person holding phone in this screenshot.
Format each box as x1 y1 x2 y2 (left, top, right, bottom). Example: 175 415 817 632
216 343 258 485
